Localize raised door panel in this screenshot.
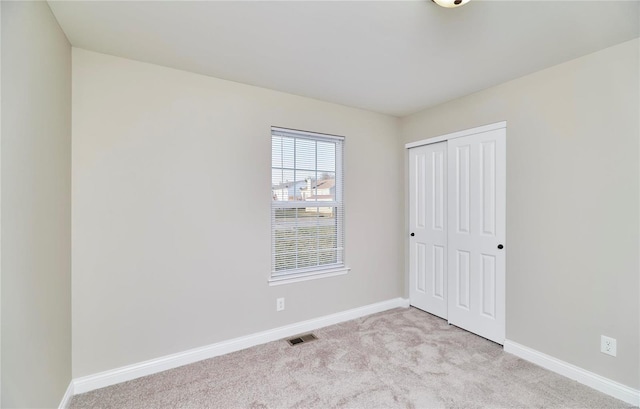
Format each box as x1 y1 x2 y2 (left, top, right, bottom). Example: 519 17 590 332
432 150 445 232
480 254 496 319
480 141 496 237
415 242 426 293
455 145 471 235
455 250 470 310
432 245 445 299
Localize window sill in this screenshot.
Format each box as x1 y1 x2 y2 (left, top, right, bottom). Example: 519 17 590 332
268 267 350 286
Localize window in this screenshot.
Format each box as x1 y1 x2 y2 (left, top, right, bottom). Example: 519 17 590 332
271 127 346 283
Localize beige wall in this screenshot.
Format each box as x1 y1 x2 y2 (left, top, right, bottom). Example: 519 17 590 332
1 1 72 407
71 49 403 377
401 39 639 389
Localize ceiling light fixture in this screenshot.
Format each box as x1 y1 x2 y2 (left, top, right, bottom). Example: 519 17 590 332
432 0 470 8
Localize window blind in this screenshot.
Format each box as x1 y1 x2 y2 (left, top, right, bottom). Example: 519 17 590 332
271 127 345 277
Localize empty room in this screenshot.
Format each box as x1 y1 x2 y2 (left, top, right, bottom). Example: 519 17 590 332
1 0 639 408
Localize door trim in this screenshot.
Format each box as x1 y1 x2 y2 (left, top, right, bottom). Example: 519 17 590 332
405 121 506 149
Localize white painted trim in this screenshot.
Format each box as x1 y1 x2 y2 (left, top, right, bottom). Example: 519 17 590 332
72 297 410 395
0 2 3 404
58 382 74 409
404 121 507 149
271 126 344 142
268 267 350 286
504 340 640 406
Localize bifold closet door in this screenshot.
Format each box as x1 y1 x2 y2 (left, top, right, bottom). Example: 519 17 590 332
447 129 506 345
409 142 447 319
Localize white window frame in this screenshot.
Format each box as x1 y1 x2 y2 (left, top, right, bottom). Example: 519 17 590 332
269 127 349 286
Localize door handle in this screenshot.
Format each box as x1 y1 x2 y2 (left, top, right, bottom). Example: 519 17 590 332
410 233 415 237
497 244 504 249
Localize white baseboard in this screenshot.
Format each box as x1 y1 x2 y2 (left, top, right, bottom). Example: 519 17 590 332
58 381 74 409
504 339 639 406
72 297 410 395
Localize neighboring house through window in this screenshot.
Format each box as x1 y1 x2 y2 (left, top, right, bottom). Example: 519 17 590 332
270 127 346 283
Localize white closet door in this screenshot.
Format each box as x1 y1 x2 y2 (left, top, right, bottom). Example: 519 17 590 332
447 128 506 344
409 142 447 319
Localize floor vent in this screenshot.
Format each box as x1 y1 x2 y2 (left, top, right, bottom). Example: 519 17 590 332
287 333 318 346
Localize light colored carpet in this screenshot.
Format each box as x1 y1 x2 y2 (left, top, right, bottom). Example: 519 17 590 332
70 307 634 408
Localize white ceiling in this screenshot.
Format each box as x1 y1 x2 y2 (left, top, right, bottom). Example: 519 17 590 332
48 1 639 117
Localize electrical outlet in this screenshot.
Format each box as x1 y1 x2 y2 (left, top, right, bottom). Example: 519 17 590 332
601 335 617 357
276 297 285 312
